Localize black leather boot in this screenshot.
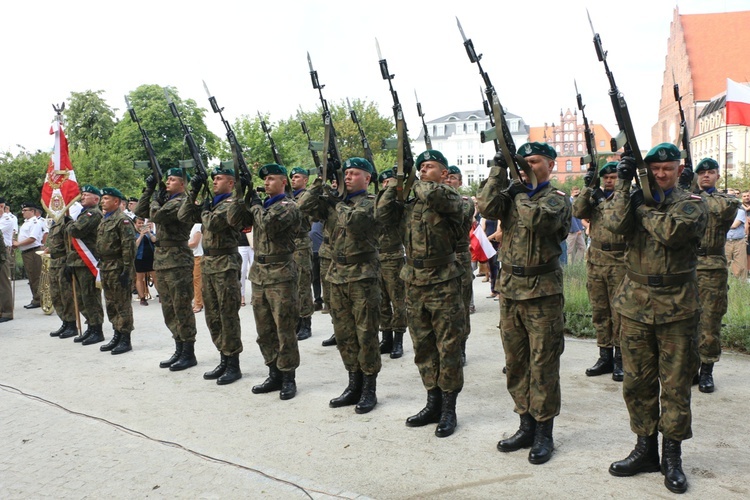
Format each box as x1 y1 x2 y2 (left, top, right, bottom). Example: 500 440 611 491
111 332 132 355
528 418 554 464
72 326 91 342
217 354 242 385
297 316 312 341
355 374 378 414
57 321 78 339
662 438 688 494
461 339 467 367
609 434 661 476
81 325 105 345
321 334 337 347
160 340 184 368
406 388 442 427
329 371 363 408
203 354 228 380
379 330 393 354
390 330 404 359
498 413 536 452
279 369 297 400
252 364 283 393
100 330 122 352
435 391 458 437
698 362 714 393
612 347 624 382
586 347 614 376
50 322 67 337
170 342 197 371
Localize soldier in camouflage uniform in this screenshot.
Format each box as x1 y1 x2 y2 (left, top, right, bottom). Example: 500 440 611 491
64 185 104 344
604 144 707 494
692 158 738 393
136 168 198 371
228 163 301 400
96 188 136 354
318 179 339 347
377 150 464 438
573 162 627 381
47 215 77 338
179 164 243 385
375 169 407 359
290 167 314 341
299 158 381 414
478 142 571 463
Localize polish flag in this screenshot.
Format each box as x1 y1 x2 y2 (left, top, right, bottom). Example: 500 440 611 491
726 78 750 127
41 119 80 221
470 224 497 263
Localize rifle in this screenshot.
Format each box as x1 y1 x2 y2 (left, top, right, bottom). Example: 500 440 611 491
456 18 536 190
299 119 324 176
257 111 283 165
346 98 378 192
307 52 344 196
164 88 211 198
587 11 662 205
575 80 600 190
203 81 253 192
673 74 695 190
125 95 165 199
376 38 414 201
414 90 432 149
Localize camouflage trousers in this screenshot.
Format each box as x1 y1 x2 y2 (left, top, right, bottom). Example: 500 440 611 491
620 314 698 441
49 264 75 322
101 269 134 334
320 256 331 307
251 280 300 371
203 269 243 356
155 267 197 343
72 267 103 325
697 268 728 363
458 251 473 341
586 263 625 348
406 277 464 393
294 246 314 318
500 294 565 422
379 257 407 332
329 278 381 376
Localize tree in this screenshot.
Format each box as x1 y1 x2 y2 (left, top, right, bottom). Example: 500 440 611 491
0 148 49 209
63 90 116 151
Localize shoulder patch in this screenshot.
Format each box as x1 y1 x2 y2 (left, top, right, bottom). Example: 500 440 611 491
682 203 696 215
86 212 92 217
122 219 131 225
548 197 560 207
689 195 702 200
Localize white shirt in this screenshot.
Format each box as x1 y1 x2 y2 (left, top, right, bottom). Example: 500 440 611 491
190 223 203 257
17 216 45 251
0 212 18 246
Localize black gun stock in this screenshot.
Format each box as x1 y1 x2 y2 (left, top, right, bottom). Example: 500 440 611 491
414 90 432 150
257 111 283 166
673 77 695 190
575 81 600 190
125 95 165 198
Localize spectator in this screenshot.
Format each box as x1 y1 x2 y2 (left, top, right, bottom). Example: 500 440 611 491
13 202 45 308
742 190 750 275
310 220 324 310
134 217 156 305
567 187 586 264
238 227 253 307
189 223 203 313
482 217 501 299
725 201 747 280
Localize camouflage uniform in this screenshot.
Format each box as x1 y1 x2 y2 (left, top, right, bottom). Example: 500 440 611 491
96 210 136 335
47 219 75 323
318 215 337 310
375 196 407 335
457 196 475 342
0 236 13 320
293 188 314 319
66 205 104 326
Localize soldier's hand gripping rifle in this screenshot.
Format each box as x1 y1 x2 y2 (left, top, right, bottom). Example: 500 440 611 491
125 95 165 201
414 90 432 150
575 80 600 190
673 75 695 190
346 98 378 193
456 17 536 190
588 11 663 205
376 38 414 202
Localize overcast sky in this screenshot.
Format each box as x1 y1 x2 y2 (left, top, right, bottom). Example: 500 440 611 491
2 0 749 156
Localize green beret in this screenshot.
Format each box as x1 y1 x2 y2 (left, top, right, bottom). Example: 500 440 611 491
415 150 448 169
289 167 309 177
599 161 618 177
80 185 101 197
21 201 40 210
644 143 681 163
210 164 235 178
695 158 719 173
447 165 462 176
343 157 374 175
166 167 191 182
258 163 287 179
378 168 395 183
517 142 557 160
101 187 125 200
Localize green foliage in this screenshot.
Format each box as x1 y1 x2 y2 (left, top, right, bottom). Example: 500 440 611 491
556 174 586 195
69 142 142 198
0 148 48 208
563 261 596 338
722 275 750 353
63 90 116 151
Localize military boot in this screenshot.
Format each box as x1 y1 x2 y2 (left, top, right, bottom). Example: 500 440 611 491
81 325 105 345
279 370 297 400
498 413 536 452
111 332 132 355
50 321 68 337
297 316 312 341
435 391 458 438
585 347 614 376
390 330 404 359
461 339 467 367
609 434 661 476
203 354 228 380
612 347 624 382
406 388 442 427
355 374 378 414
321 334 337 347
57 321 78 339
662 438 688 494
698 362 715 393
253 364 283 394
100 330 122 352
528 418 554 464
72 325 92 342
217 354 242 385
379 330 393 354
160 340 184 368
329 371 363 408
170 342 197 371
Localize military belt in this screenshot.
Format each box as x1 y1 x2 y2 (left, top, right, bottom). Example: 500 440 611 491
380 244 403 254
50 252 67 259
336 252 379 264
156 240 189 248
22 246 42 254
455 243 470 253
696 246 724 257
591 241 627 252
255 253 294 264
203 247 239 257
626 270 696 287
406 253 456 269
502 260 560 277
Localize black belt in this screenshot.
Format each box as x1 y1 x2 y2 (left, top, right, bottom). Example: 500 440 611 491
406 253 456 269
22 247 42 254
627 270 696 287
50 252 66 259
336 252 378 264
203 247 239 257
502 260 560 277
697 246 724 257
591 241 627 252
156 240 189 248
455 244 470 253
255 253 293 264
380 244 403 254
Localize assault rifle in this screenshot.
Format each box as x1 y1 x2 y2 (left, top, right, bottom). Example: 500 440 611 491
673 75 695 190
346 98 378 192
575 80 600 190
164 88 211 198
125 95 165 199
414 90 432 149
299 119 324 177
257 111 283 165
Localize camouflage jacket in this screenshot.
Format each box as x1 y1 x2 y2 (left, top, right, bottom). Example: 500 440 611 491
377 181 463 286
0 234 6 265
135 191 194 270
696 190 739 270
293 188 312 251
298 187 337 260
96 210 136 273
573 187 626 266
66 205 102 267
47 218 69 269
456 196 474 254
477 167 571 300
178 193 241 274
375 189 406 261
602 180 707 324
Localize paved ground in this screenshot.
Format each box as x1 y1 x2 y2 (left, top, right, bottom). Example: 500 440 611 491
1 278 750 499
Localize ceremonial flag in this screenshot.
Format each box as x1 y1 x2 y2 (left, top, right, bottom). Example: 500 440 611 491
470 224 496 263
726 78 750 127
41 119 80 221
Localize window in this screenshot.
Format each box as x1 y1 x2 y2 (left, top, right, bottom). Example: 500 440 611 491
485 122 491 130
437 125 444 136
599 140 605 147
728 131 734 146
581 162 586 171
478 154 485 165
432 125 437 136
463 123 467 133
577 144 583 152
577 133 582 141
457 155 463 166
566 160 573 172
456 141 462 150
468 174 475 184
474 123 478 132
556 134 561 141
467 154 474 165
478 174 485 182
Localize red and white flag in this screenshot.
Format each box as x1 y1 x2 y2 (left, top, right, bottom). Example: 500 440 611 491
41 120 80 221
470 224 497 263
726 78 750 127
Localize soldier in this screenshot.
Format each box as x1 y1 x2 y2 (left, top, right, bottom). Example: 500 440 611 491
317 178 339 347
299 158 381 414
13 202 45 309
377 150 464 437
375 169 407 359
573 162 627 381
692 158 739 393
0 233 11 323
478 142 571 463
228 163 301 400
47 213 77 337
604 144 707 494
136 168 198 371
96 188 136 354
64 185 104 344
289 166 314 341
179 164 243 385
